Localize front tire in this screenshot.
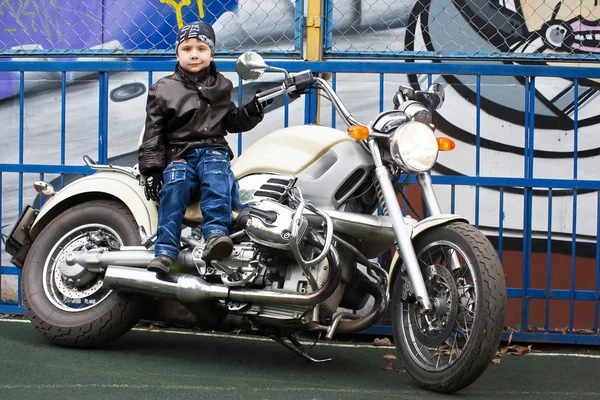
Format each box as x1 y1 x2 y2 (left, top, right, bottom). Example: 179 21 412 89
22 200 147 348
391 222 506 393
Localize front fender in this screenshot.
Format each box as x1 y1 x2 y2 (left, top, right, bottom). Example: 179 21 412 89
387 214 468 294
32 171 158 236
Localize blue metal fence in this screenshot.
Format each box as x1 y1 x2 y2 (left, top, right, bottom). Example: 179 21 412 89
1 59 599 345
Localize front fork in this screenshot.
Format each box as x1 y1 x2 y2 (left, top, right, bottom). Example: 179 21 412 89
417 172 462 273
368 140 433 312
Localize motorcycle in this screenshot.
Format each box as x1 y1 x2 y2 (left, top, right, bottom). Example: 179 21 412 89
6 52 506 393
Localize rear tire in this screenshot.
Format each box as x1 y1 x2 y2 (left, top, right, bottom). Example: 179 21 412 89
391 222 506 393
22 200 147 348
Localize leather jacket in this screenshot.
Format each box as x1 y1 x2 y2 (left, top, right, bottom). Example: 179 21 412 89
138 64 263 175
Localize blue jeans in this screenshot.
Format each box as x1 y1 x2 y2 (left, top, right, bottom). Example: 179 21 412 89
154 146 241 260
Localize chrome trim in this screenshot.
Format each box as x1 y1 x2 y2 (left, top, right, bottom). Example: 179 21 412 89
83 155 139 179
371 111 408 133
33 181 55 196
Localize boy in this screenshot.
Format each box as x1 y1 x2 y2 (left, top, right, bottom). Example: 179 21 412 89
138 21 267 273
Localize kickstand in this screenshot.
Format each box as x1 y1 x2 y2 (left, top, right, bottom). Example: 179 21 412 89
270 334 332 363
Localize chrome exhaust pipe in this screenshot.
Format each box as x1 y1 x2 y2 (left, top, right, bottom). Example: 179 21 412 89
104 247 341 305
103 266 229 302
67 247 199 272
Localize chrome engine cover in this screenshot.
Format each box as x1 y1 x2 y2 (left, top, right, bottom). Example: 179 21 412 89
245 200 308 250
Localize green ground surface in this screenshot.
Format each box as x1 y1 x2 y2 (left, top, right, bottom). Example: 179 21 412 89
0 320 599 400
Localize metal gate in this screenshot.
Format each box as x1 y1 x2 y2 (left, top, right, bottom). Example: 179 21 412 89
1 59 599 345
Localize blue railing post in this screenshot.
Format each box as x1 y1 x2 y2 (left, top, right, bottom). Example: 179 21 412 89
570 79 580 334
521 76 536 333
98 72 109 164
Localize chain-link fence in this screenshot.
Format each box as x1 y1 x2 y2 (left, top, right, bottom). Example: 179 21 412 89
0 0 303 57
1 1 599 60
325 0 600 61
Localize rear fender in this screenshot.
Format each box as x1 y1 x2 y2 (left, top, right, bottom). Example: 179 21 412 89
387 214 468 294
31 172 158 238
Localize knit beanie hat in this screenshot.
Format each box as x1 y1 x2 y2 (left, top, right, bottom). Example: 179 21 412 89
175 21 216 54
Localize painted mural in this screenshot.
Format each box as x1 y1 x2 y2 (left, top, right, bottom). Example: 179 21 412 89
1 1 600 330
404 0 600 239
401 0 600 330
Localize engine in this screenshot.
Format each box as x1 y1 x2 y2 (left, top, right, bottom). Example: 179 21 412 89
196 199 336 322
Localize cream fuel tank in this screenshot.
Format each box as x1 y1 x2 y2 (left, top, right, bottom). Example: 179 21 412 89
233 125 375 210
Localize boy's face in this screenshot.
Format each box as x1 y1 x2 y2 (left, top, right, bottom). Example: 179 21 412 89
176 38 213 74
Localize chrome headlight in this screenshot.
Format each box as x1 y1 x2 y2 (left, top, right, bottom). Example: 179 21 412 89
389 122 439 172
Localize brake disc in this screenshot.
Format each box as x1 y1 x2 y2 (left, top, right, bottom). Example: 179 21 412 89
53 238 104 299
409 264 459 347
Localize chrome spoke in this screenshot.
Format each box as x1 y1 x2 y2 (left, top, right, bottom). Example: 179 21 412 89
448 331 459 364
435 347 442 368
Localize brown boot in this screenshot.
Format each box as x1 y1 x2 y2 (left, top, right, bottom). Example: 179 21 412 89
147 255 174 274
202 235 233 262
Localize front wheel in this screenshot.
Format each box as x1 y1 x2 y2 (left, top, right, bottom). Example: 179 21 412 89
391 222 506 393
22 200 147 348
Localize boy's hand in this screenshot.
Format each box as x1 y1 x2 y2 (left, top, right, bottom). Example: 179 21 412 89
245 91 273 117
144 172 164 201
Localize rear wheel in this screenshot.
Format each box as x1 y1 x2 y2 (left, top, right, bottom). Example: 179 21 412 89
391 222 506 393
22 200 147 347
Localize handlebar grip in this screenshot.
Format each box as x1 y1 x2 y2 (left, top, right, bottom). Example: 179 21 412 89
257 85 284 98
256 84 287 102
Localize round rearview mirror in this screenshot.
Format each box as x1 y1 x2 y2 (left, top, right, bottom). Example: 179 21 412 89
236 52 268 81
427 83 445 110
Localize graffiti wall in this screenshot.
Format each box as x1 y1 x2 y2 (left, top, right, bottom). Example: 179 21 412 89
1 1 599 330
406 0 600 234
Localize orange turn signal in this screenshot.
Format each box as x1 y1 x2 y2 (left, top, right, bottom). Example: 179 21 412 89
348 124 370 140
437 137 455 151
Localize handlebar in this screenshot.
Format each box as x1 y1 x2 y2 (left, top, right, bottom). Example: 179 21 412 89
255 73 363 129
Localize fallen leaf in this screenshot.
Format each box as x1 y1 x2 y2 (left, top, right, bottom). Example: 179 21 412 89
383 354 397 360
382 361 406 373
507 330 514 346
433 346 461 357
373 337 392 346
500 344 532 356
527 326 545 333
0 314 26 319
573 328 594 334
382 362 395 371
147 322 168 331
491 358 501 365
551 326 569 334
